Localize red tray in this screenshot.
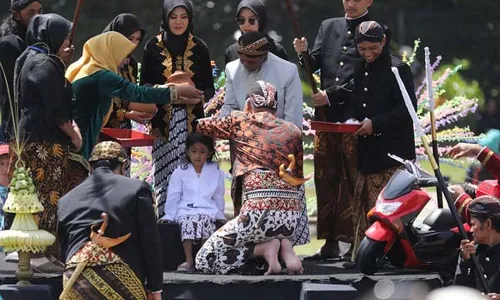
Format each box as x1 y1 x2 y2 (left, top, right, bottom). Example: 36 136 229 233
310 121 361 133
100 128 155 147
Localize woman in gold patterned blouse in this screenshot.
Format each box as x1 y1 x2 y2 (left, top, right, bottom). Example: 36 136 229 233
141 0 215 217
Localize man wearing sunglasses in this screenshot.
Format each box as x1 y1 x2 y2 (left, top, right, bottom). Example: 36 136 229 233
293 0 376 261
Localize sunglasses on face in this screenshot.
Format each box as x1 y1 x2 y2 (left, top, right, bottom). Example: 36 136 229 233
236 17 258 26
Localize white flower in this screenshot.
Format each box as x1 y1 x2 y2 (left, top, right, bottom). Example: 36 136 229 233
53 167 62 180
36 145 49 161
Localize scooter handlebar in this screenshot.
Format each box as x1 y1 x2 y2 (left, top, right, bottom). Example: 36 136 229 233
388 153 417 174
388 153 438 187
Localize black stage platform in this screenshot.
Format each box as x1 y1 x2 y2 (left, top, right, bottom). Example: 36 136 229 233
0 253 444 300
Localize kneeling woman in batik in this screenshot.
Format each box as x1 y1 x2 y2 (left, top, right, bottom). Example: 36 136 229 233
195 81 306 275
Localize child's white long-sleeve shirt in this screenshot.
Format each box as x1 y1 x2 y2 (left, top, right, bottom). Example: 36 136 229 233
163 162 225 222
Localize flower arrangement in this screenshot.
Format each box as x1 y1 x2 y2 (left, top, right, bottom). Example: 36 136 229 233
406 41 483 169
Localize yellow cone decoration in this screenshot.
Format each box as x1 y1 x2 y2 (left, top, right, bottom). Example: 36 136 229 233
0 167 55 253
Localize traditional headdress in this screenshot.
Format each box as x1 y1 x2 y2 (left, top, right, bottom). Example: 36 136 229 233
247 80 277 110
354 21 385 44
237 31 269 56
468 195 500 220
88 141 128 163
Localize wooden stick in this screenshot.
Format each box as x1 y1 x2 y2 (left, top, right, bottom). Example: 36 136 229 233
68 0 85 44
425 47 443 208
285 0 327 120
59 260 87 300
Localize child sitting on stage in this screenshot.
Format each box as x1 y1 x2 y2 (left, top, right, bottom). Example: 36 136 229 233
162 132 225 272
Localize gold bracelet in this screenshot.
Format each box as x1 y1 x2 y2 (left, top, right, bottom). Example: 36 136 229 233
116 109 127 121
170 85 179 104
458 197 472 215
482 150 494 167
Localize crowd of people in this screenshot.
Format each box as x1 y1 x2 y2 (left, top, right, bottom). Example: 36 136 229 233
0 0 498 298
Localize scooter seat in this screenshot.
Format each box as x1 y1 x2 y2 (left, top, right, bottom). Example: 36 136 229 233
422 208 457 231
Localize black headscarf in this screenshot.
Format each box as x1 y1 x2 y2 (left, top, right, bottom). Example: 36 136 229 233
10 0 41 12
236 0 267 32
161 0 193 57
102 13 145 43
26 13 72 54
13 13 71 116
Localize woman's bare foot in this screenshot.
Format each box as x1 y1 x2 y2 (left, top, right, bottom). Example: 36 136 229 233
280 239 304 275
254 239 282 275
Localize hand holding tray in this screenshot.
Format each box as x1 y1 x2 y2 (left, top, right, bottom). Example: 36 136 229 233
310 121 361 133
100 128 155 147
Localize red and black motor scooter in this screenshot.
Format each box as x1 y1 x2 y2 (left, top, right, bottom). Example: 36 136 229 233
355 154 464 278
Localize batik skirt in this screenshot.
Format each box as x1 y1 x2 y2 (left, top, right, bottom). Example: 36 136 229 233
231 172 309 246
195 170 301 274
62 242 146 300
177 214 216 241
314 132 358 243
152 106 188 218
10 141 89 258
351 166 401 257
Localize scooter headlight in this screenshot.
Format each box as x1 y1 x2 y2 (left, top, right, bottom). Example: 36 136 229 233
376 199 402 216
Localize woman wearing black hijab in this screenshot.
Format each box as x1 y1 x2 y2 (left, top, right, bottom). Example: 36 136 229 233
13 13 88 266
142 0 215 219
0 0 42 142
224 0 288 66
102 14 157 131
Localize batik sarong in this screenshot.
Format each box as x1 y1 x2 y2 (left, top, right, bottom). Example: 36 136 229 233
10 141 88 258
178 214 216 241
195 170 301 274
62 242 146 300
351 166 400 256
315 132 358 243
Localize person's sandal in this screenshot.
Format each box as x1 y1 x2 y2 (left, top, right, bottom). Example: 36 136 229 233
176 262 195 273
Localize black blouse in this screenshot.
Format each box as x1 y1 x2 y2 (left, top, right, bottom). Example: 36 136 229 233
141 33 215 139
17 50 72 143
0 34 26 140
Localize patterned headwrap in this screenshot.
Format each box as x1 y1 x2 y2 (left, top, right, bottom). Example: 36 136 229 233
355 21 385 44
237 31 269 56
247 80 277 110
468 195 500 220
88 141 128 163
